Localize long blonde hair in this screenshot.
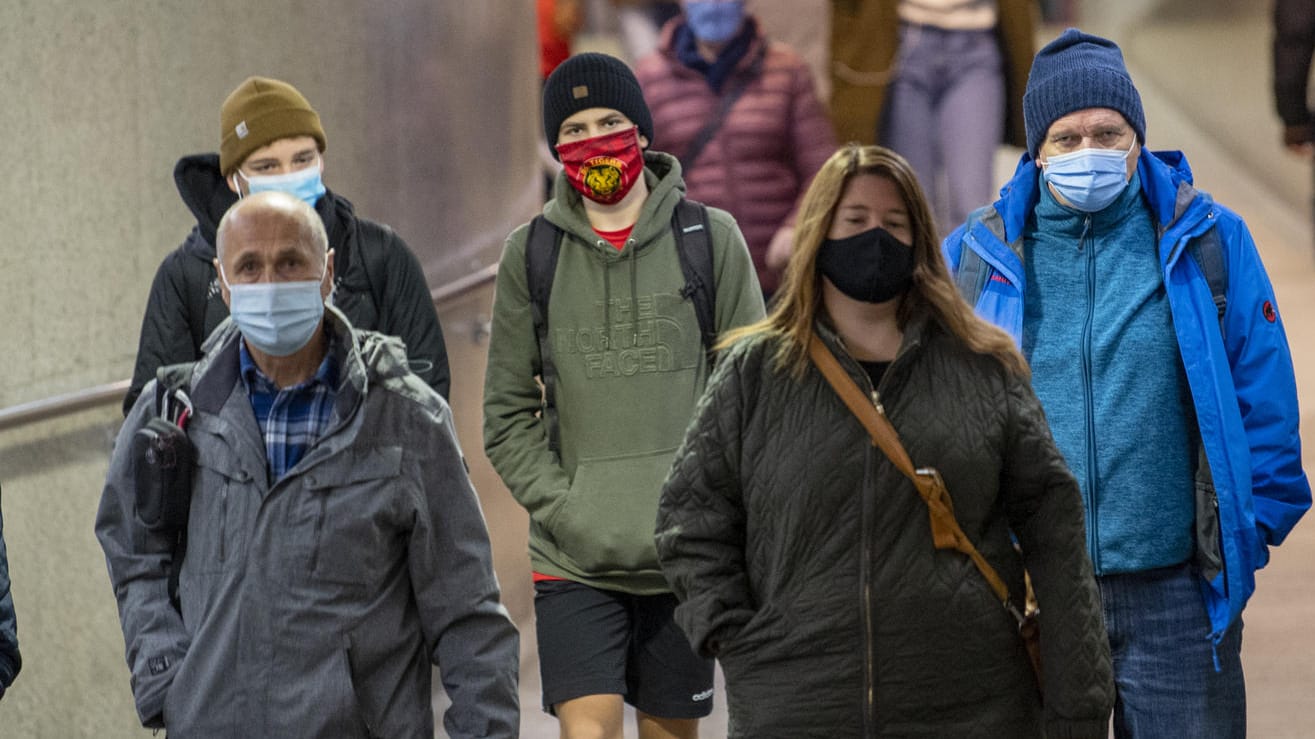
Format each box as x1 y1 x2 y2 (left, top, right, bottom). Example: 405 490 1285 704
722 144 1028 378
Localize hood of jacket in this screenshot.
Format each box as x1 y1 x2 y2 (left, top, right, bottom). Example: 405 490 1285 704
994 147 1205 249
173 153 362 265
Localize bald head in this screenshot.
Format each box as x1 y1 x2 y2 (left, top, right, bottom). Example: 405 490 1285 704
216 190 328 266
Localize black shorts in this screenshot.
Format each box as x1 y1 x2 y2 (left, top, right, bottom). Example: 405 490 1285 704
534 579 715 718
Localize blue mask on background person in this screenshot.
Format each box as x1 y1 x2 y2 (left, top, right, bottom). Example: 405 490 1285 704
817 226 915 304
1040 138 1137 212
234 164 327 207
684 1 746 44
221 265 327 356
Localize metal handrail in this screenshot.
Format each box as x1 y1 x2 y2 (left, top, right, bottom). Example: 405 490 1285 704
0 265 500 433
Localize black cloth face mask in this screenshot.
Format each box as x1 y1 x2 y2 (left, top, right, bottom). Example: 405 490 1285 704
817 226 915 303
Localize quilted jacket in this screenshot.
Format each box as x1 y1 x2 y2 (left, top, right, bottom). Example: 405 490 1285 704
657 318 1113 738
636 16 836 295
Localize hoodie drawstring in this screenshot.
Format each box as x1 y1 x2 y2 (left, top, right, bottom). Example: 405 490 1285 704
628 241 639 347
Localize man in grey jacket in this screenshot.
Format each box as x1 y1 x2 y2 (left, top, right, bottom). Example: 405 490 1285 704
96 192 519 738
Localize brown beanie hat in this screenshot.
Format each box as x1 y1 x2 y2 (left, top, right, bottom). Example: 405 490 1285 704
219 77 327 176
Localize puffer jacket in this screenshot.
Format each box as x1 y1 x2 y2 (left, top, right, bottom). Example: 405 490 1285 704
636 16 836 295
124 153 450 414
97 308 519 738
483 151 765 595
657 318 1113 738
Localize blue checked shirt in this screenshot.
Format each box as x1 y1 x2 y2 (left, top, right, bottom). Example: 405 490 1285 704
239 342 338 482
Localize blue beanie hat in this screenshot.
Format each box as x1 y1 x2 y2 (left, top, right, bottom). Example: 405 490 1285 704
1023 29 1146 155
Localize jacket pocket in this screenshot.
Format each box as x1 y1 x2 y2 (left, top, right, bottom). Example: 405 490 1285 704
547 447 678 574
715 601 793 659
190 451 252 575
302 447 404 587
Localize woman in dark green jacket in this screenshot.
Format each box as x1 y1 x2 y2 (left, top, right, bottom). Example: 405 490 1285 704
656 144 1113 738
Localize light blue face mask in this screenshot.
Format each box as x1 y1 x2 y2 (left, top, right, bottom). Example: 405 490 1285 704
684 0 746 44
1040 138 1137 212
221 265 327 357
235 163 327 207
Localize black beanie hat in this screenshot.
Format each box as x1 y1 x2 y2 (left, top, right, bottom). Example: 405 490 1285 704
542 52 653 158
1023 28 1146 156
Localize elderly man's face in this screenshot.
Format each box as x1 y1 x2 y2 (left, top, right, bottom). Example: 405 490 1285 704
1038 107 1140 180
216 206 333 306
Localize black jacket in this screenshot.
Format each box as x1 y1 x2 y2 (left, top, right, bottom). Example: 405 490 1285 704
124 154 450 413
657 318 1113 738
1274 0 1315 140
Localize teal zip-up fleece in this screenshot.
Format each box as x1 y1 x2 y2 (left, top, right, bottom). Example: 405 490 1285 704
1022 171 1196 575
484 151 765 594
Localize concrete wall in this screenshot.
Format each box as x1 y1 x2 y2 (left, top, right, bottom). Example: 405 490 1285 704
0 2 538 735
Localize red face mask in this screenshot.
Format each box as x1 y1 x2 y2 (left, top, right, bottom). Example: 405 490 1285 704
555 127 645 205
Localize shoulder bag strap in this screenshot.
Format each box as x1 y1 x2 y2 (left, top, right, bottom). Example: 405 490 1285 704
679 48 766 170
807 334 1024 619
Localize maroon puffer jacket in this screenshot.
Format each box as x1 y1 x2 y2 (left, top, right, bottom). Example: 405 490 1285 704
636 17 836 296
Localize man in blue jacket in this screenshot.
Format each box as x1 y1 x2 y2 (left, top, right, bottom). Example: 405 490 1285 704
943 29 1310 739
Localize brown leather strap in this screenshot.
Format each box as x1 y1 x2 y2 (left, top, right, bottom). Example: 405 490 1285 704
808 335 1020 617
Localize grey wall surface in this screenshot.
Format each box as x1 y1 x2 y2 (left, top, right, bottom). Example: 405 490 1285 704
0 2 539 735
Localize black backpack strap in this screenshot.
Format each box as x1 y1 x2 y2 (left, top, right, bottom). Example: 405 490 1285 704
353 218 394 318
526 215 565 455
671 200 718 365
1187 224 1228 338
152 362 197 613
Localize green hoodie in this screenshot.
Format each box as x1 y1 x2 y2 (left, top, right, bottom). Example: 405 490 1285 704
484 152 765 594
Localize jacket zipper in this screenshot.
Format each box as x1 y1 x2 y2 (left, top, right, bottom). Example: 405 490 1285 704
1079 215 1100 569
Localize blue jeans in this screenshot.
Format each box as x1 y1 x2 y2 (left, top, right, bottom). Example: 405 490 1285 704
881 23 1004 237
1098 562 1246 739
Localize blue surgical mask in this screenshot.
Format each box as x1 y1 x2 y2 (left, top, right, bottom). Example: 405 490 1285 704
221 265 327 356
1040 139 1137 212
684 1 746 44
234 163 326 207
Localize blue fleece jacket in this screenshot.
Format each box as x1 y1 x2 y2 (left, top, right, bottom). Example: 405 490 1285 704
1023 171 1195 574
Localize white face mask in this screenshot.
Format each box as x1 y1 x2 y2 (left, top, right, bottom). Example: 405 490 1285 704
1039 138 1137 212
220 263 327 356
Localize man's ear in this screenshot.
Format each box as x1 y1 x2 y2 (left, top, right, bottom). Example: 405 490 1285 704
213 258 232 308
320 249 336 300
226 173 242 196
638 133 649 149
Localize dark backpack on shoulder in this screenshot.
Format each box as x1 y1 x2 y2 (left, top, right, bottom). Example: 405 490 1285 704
525 199 717 453
131 363 197 611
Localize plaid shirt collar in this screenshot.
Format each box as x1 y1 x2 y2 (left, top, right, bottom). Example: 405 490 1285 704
238 337 339 482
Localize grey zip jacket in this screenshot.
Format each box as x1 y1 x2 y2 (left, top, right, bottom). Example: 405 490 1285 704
96 307 519 738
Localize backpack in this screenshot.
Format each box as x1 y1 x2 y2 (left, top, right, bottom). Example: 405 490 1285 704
525 199 716 453
133 363 197 612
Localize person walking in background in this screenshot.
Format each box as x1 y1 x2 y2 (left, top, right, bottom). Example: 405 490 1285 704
612 0 682 62
99 192 519 737
124 76 450 415
483 52 764 739
828 0 1035 235
540 0 588 81
657 144 1113 738
637 0 836 299
0 484 20 702
944 29 1311 738
1273 0 1315 155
